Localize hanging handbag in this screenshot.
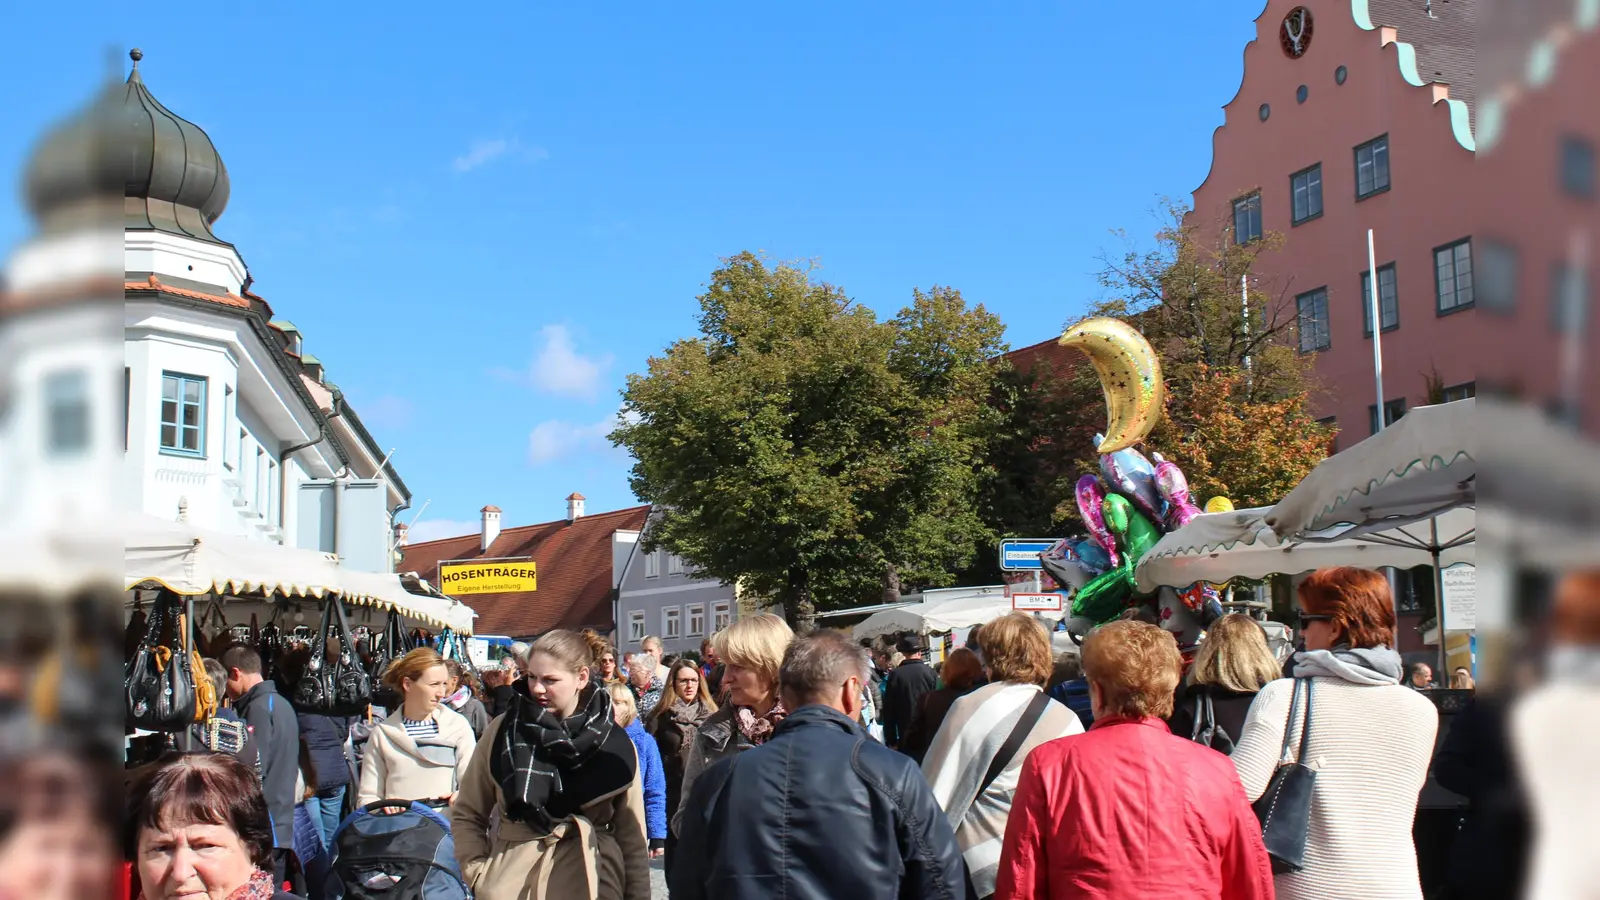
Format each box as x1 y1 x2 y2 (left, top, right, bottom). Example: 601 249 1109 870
125 592 200 732
290 597 372 716
1189 689 1236 755
368 609 414 711
1252 677 1316 874
181 612 218 723
196 596 230 658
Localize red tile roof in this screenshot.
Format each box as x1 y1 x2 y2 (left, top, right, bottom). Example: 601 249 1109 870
398 505 650 639
125 274 251 308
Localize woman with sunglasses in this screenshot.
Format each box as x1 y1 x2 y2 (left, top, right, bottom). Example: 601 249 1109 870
1231 567 1438 900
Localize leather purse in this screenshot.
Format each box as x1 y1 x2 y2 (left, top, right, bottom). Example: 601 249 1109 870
1252 677 1316 874
367 609 415 711
290 597 373 716
1189 689 1236 755
125 591 200 732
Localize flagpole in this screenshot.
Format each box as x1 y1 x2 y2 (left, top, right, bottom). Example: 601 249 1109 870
1368 229 1386 431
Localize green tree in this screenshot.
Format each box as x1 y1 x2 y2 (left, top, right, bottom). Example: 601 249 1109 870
611 253 1006 631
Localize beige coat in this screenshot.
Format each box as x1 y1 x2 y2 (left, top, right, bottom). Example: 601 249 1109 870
453 714 650 900
356 705 476 814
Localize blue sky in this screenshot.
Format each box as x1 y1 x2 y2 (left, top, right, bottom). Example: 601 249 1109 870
3 2 1263 541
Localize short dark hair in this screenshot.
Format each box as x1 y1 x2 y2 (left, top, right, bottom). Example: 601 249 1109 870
218 645 262 676
1409 661 1432 677
125 752 274 867
779 630 868 708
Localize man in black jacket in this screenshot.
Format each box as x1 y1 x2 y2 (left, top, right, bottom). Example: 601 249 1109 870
221 645 300 885
881 636 939 751
670 629 967 900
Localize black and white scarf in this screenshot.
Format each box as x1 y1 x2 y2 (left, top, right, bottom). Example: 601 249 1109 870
491 680 616 829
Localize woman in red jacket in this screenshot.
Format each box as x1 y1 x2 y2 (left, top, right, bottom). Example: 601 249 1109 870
993 620 1274 900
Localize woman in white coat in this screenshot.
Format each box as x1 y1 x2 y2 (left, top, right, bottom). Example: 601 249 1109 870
357 647 477 819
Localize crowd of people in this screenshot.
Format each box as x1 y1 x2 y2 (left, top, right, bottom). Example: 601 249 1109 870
124 565 1600 900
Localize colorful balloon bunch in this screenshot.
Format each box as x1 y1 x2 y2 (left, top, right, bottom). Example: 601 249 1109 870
1040 439 1232 651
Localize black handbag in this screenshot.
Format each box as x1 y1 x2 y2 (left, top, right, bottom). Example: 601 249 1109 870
1190 689 1236 755
1252 677 1316 874
125 591 200 732
290 597 372 716
367 609 415 711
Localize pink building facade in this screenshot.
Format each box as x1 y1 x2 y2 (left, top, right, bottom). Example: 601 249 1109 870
1189 0 1479 448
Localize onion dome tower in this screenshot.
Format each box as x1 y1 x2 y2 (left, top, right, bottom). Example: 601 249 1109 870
24 49 231 243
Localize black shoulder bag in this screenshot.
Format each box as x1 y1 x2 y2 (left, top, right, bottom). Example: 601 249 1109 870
291 597 373 716
125 591 200 732
367 609 415 711
963 689 1052 900
1190 689 1236 755
1251 677 1315 874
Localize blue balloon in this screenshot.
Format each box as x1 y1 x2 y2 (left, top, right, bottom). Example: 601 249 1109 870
1096 434 1168 526
1072 538 1113 574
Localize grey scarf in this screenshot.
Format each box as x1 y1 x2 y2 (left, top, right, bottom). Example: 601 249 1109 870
1548 646 1600 685
1293 645 1404 685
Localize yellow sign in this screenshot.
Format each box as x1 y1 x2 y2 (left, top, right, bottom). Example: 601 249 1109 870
439 561 537 596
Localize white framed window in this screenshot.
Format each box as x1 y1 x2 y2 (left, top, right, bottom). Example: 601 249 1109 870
663 606 682 640
667 554 684 576
43 370 90 457
687 603 705 637
628 610 646 643
159 372 207 456
255 447 267 516
712 600 732 633
644 549 660 578
267 460 278 524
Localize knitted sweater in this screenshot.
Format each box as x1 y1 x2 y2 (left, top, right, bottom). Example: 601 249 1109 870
1232 676 1438 900
626 719 668 841
922 682 1085 897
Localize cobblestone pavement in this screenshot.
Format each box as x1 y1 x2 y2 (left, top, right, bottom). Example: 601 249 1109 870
650 854 667 898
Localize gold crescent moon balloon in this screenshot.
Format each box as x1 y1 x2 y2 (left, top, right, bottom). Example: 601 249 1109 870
1059 317 1165 454
1204 496 1235 514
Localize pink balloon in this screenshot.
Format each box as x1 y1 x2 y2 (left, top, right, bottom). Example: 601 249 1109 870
1153 454 1203 531
1075 475 1120 568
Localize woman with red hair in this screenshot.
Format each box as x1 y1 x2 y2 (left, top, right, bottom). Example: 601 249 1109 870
1231 567 1438 900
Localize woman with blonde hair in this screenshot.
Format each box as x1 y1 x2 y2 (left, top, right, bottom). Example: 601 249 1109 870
356 647 477 816
1167 613 1281 754
608 683 667 858
670 613 792 837
646 658 717 879
923 613 1084 900
452 629 649 900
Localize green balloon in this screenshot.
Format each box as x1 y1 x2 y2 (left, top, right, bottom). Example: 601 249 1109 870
1071 566 1134 624
1102 493 1162 564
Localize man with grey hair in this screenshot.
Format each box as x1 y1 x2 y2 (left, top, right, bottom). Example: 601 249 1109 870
670 629 967 900
641 634 671 681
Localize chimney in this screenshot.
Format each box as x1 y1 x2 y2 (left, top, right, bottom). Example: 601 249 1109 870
481 505 502 551
566 493 586 522
394 522 409 547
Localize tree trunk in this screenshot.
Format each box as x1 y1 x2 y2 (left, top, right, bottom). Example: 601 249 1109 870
881 564 902 606
784 568 817 634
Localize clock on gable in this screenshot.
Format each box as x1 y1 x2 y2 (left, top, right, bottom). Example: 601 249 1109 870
1281 6 1314 58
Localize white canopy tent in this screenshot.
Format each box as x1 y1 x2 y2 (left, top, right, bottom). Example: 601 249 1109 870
124 513 475 634
1265 398 1475 539
1136 506 1475 594
851 587 1015 641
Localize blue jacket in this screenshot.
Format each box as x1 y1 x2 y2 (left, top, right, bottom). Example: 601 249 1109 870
1050 678 1095 730
625 719 668 841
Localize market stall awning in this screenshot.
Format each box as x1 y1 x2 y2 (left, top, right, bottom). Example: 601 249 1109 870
1265 398 1475 539
852 588 1015 640
1136 506 1475 593
124 514 475 634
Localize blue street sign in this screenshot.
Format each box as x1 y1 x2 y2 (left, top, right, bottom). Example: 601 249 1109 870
999 538 1055 571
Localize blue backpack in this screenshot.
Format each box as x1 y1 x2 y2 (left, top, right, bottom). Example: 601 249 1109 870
325 801 471 900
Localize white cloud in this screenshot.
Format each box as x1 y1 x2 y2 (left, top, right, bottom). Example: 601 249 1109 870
453 139 510 172
496 324 614 399
452 138 549 173
405 518 480 544
527 408 629 466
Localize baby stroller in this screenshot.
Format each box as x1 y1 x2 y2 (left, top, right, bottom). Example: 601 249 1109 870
325 800 471 899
